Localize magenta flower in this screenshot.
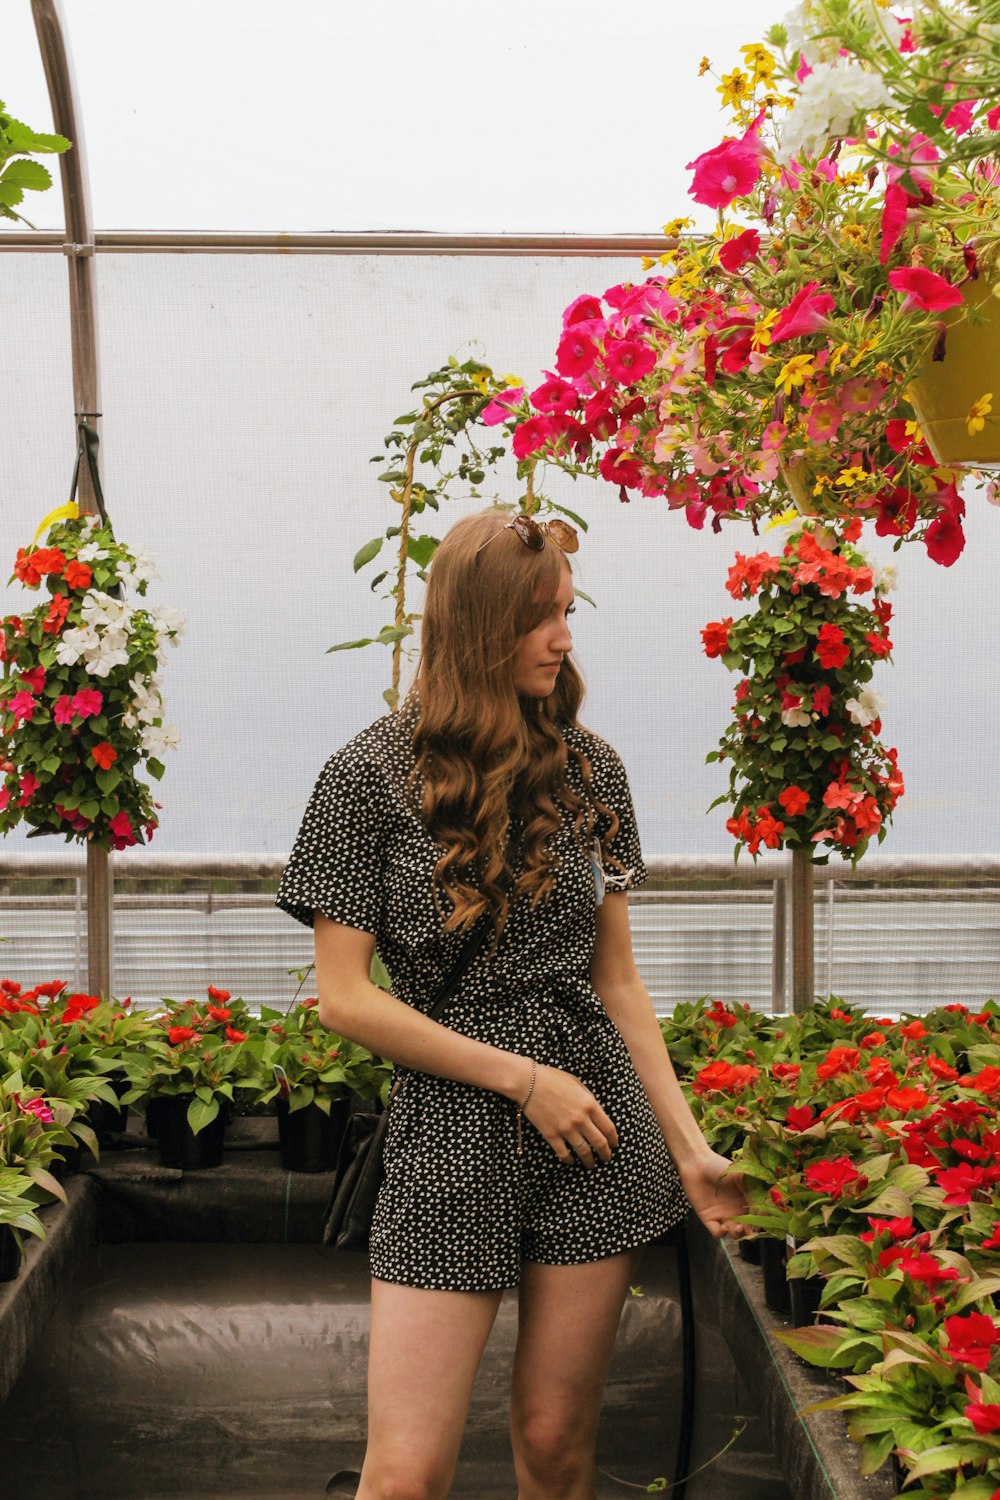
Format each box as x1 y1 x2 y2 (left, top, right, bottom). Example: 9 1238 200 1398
511 415 554 459
109 811 138 849
530 376 580 415
603 338 656 385
562 294 604 328
53 695 75 726
8 690 37 725
20 666 46 693
72 688 103 719
944 100 976 137
17 772 40 807
555 329 598 379
583 391 619 441
770 283 835 343
480 388 524 426
989 105 1000 131
840 377 887 415
718 229 760 272
16 1095 54 1123
687 136 764 210
889 267 964 312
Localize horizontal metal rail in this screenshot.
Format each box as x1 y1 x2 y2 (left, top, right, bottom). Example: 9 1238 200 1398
3 850 1000 881
0 229 673 257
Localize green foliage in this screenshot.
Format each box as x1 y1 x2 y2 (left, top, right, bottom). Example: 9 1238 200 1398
0 101 70 225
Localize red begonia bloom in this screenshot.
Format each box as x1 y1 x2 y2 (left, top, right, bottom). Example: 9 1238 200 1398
888 267 964 312
207 985 231 1002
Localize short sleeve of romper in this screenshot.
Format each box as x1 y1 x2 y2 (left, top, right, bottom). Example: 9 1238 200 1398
573 729 648 894
275 742 387 934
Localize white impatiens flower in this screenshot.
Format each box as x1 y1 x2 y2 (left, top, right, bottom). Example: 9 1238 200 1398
777 62 892 162
80 590 134 634
77 542 108 562
128 545 159 586
153 603 187 640
871 559 899 591
84 639 131 678
845 688 886 727
54 624 100 666
140 722 181 757
781 706 814 727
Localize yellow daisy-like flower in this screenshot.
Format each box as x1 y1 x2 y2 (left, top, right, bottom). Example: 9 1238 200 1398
875 361 895 384
698 56 711 76
752 309 780 351
668 266 702 296
739 43 775 82
811 476 834 496
828 343 850 375
775 354 816 395
717 68 751 107
835 466 868 488
662 216 694 239
841 223 867 246
641 255 656 272
468 370 492 394
850 336 879 369
967 392 993 435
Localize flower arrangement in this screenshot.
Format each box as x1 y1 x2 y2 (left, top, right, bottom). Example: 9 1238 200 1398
669 994 1000 1494
492 1 1000 557
0 512 184 848
702 520 903 861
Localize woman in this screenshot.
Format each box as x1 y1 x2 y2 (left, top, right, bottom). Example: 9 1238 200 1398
276 507 745 1500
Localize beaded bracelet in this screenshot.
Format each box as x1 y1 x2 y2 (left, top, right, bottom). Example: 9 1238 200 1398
516 1058 537 1157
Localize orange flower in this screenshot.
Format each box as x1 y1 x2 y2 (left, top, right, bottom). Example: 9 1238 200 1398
91 742 117 770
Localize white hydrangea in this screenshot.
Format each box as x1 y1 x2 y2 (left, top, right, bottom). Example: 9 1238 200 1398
777 61 892 162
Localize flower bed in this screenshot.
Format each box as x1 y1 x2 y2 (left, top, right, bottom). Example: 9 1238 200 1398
666 996 1000 1497
0 978 390 1275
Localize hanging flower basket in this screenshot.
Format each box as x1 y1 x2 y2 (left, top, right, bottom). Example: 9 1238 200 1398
908 280 1000 468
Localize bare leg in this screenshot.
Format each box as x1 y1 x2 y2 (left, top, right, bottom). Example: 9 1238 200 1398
509 1251 639 1500
357 1276 504 1500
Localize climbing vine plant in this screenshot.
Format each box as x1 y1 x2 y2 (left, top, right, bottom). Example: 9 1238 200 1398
329 353 586 709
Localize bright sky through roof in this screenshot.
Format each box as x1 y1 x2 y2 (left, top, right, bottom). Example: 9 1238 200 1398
7 0 788 232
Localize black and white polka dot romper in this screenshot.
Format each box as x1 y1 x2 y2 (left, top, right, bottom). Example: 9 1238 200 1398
276 710 688 1292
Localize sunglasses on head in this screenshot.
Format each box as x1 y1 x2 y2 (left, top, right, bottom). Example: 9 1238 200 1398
477 514 579 556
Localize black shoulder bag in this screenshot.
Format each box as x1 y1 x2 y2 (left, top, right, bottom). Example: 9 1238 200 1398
323 913 496 1251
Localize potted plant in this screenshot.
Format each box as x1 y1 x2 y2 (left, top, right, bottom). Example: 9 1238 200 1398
0 1084 67 1281
246 998 391 1172
0 512 183 847
119 1014 253 1170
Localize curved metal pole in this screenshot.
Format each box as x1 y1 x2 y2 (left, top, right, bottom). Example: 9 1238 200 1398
31 0 112 997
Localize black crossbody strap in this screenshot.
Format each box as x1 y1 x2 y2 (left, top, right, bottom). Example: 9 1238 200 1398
425 910 494 1023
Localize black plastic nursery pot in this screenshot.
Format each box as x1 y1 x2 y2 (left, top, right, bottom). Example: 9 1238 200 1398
0 1227 20 1284
276 1095 351 1173
758 1234 792 1315
153 1096 226 1171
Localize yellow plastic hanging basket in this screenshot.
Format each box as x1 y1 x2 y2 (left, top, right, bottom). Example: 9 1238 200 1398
907 279 1000 469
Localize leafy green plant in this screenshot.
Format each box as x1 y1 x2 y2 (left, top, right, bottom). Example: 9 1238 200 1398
0 101 70 226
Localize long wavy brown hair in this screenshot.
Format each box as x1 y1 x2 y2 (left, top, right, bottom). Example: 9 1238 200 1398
403 508 622 939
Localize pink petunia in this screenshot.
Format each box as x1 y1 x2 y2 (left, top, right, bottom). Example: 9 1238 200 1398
840 378 887 415
944 100 976 137
718 229 761 272
687 117 766 211
805 402 843 442
889 267 964 312
988 104 1000 131
530 376 580 415
480 388 524 426
511 415 555 459
555 329 598 379
771 283 836 343
603 338 656 385
563 294 604 326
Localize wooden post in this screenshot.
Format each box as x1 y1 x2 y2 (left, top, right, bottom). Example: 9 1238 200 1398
32 0 112 996
790 849 814 1013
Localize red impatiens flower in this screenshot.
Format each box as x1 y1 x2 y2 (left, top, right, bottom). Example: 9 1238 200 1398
61 992 100 1025
860 1031 886 1049
896 1252 959 1287
815 623 850 669
63 558 93 590
981 1223 1000 1251
778 785 810 816
772 1062 800 1082
91 742 118 771
16 1095 54 1123
224 1027 247 1044
943 1311 1000 1371
41 595 70 635
803 1157 865 1198
691 1060 759 1096
815 1046 862 1080
207 985 231 1002
885 1085 930 1114
936 1162 994 1205
965 1397 1000 1434
706 1000 738 1029
860 1216 914 1244
207 1005 232 1023
167 1025 197 1045
785 1105 814 1132
701 618 734 659
898 1020 928 1041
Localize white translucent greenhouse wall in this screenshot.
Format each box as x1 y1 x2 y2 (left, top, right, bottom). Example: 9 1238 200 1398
2 250 1000 1009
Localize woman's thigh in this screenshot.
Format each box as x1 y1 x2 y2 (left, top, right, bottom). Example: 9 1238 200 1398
509 1250 640 1459
360 1276 504 1497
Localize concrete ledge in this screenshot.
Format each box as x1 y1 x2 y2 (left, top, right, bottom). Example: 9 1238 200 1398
704 1222 897 1500
0 1175 97 1407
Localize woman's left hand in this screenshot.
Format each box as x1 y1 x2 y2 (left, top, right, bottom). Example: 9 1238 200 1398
678 1150 748 1239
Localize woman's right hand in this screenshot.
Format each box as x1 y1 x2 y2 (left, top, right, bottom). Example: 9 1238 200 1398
520 1063 617 1167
